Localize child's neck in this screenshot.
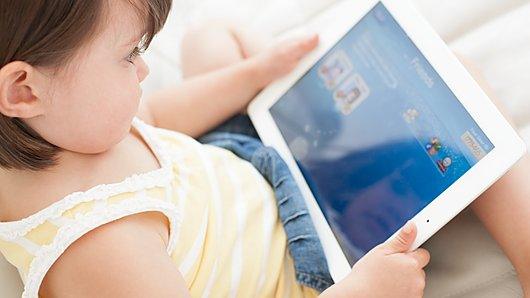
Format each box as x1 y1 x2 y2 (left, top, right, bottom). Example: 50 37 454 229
0 129 160 222
0 148 112 221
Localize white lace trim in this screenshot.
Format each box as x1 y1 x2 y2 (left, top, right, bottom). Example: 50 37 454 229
21 195 182 298
0 117 174 241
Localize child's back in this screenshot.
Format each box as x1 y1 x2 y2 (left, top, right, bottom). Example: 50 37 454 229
0 118 317 297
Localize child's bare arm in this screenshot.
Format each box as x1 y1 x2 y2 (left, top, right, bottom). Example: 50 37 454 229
140 60 261 137
140 34 318 137
39 212 190 297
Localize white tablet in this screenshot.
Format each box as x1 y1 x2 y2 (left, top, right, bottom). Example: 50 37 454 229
248 0 526 282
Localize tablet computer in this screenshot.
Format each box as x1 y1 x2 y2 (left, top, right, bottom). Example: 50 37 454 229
248 0 526 282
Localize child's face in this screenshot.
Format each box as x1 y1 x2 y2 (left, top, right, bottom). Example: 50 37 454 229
26 0 149 155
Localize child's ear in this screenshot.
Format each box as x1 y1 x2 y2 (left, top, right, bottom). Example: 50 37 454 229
0 61 47 119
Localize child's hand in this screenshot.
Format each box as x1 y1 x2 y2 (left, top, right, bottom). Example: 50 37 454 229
321 222 430 298
250 33 319 88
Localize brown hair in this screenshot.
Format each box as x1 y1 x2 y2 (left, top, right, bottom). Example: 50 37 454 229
0 0 171 171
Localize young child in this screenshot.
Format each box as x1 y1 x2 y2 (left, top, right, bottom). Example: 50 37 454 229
0 0 527 297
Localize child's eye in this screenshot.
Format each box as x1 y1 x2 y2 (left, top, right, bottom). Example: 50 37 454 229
125 47 142 63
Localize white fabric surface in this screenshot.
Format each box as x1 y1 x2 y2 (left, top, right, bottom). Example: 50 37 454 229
1 0 529 296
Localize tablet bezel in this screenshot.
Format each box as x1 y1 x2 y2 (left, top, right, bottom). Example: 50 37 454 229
248 0 526 282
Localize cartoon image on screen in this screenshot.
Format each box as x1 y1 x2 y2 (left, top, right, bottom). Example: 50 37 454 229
318 50 353 89
270 2 494 263
333 74 370 115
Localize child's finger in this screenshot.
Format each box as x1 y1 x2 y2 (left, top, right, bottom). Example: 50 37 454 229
407 248 430 268
291 34 319 59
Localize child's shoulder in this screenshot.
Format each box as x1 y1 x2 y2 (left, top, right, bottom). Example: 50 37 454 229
0 119 165 223
0 118 184 296
0 116 209 224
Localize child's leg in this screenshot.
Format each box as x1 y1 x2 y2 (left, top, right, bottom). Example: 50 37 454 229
180 19 271 78
179 20 270 138
459 55 530 292
472 155 530 291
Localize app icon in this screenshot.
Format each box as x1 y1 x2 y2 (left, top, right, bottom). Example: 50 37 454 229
426 137 442 155
318 50 353 90
436 157 452 173
333 74 370 115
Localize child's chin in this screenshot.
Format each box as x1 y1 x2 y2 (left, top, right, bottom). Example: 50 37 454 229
66 132 126 155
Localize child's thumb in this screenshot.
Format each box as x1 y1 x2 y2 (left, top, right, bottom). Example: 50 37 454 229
382 221 417 254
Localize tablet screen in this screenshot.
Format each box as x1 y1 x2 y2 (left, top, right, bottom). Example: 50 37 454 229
269 2 494 261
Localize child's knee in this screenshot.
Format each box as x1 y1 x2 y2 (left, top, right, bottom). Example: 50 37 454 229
180 20 244 77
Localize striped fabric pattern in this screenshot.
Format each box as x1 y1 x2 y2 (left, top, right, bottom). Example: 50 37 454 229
0 118 318 298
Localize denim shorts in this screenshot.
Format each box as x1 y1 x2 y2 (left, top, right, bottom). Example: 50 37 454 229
199 114 334 292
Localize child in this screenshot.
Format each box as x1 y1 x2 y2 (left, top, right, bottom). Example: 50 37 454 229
0 1 526 297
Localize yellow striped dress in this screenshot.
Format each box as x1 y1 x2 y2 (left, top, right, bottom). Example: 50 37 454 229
0 117 319 298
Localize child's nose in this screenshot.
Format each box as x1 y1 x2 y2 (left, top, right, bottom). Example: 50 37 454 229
135 56 150 82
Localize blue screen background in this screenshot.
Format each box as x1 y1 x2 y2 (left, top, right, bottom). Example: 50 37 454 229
270 2 493 261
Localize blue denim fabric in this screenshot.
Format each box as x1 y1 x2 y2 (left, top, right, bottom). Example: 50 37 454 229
199 115 334 292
